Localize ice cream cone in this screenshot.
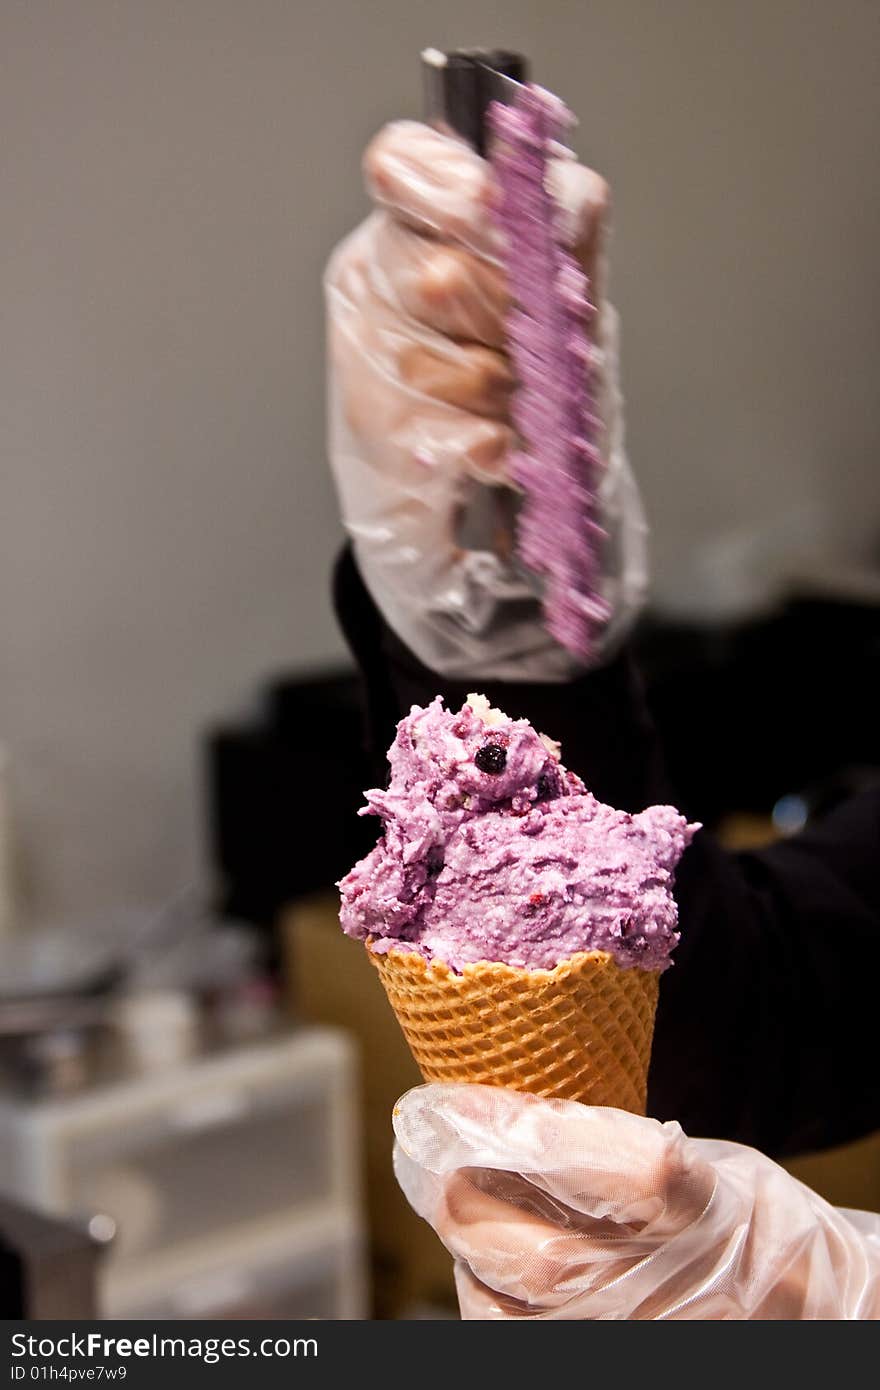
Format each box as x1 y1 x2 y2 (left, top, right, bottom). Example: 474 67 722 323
368 943 659 1114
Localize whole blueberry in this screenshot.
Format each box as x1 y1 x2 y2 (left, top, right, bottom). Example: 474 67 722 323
474 743 507 775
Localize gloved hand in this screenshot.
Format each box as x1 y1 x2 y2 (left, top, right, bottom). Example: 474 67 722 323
393 1084 880 1319
324 120 647 682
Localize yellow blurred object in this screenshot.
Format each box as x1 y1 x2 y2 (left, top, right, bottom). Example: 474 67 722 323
280 894 456 1318
784 1131 880 1212
715 813 782 851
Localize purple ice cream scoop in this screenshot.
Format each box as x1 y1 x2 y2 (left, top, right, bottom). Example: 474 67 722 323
489 85 609 662
339 695 697 973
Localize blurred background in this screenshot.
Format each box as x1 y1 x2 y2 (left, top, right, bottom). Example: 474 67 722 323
1 1 877 1319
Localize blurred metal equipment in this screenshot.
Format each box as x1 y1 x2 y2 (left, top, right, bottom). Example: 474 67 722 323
0 1026 366 1319
0 1197 101 1317
0 899 268 1100
421 49 533 564
421 46 527 154
0 895 261 1026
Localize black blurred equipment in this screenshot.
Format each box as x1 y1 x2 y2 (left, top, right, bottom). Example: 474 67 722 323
207 669 376 924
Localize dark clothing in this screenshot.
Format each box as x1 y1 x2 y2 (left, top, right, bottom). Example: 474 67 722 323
334 546 880 1159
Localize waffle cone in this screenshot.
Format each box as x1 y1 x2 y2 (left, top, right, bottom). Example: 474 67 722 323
367 944 659 1114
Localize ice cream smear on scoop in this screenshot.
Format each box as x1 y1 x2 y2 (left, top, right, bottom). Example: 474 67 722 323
339 695 697 973
490 86 609 662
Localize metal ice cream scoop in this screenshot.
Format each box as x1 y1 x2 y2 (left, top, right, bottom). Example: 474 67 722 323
421 48 531 558
421 47 528 154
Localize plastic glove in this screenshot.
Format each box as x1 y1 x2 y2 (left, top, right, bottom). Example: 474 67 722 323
324 120 647 682
393 1084 880 1319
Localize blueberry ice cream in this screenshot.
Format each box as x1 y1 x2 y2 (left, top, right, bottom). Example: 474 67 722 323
339 695 697 972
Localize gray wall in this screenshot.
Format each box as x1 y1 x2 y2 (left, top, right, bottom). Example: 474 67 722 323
2 1 878 920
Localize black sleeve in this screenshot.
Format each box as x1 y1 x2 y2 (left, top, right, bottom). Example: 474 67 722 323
334 546 880 1157
650 792 880 1156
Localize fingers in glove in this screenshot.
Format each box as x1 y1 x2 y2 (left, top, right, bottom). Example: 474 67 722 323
435 1168 643 1311
395 1088 880 1319
393 1084 714 1231
453 1262 535 1320
373 219 510 348
399 340 513 419
547 158 611 290
364 120 497 259
365 120 611 288
329 291 513 480
329 236 513 422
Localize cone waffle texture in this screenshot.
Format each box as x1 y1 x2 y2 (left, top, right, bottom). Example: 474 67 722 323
368 944 659 1114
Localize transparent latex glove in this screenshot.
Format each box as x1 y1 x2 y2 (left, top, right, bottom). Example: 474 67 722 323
324 120 647 682
393 1084 880 1320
